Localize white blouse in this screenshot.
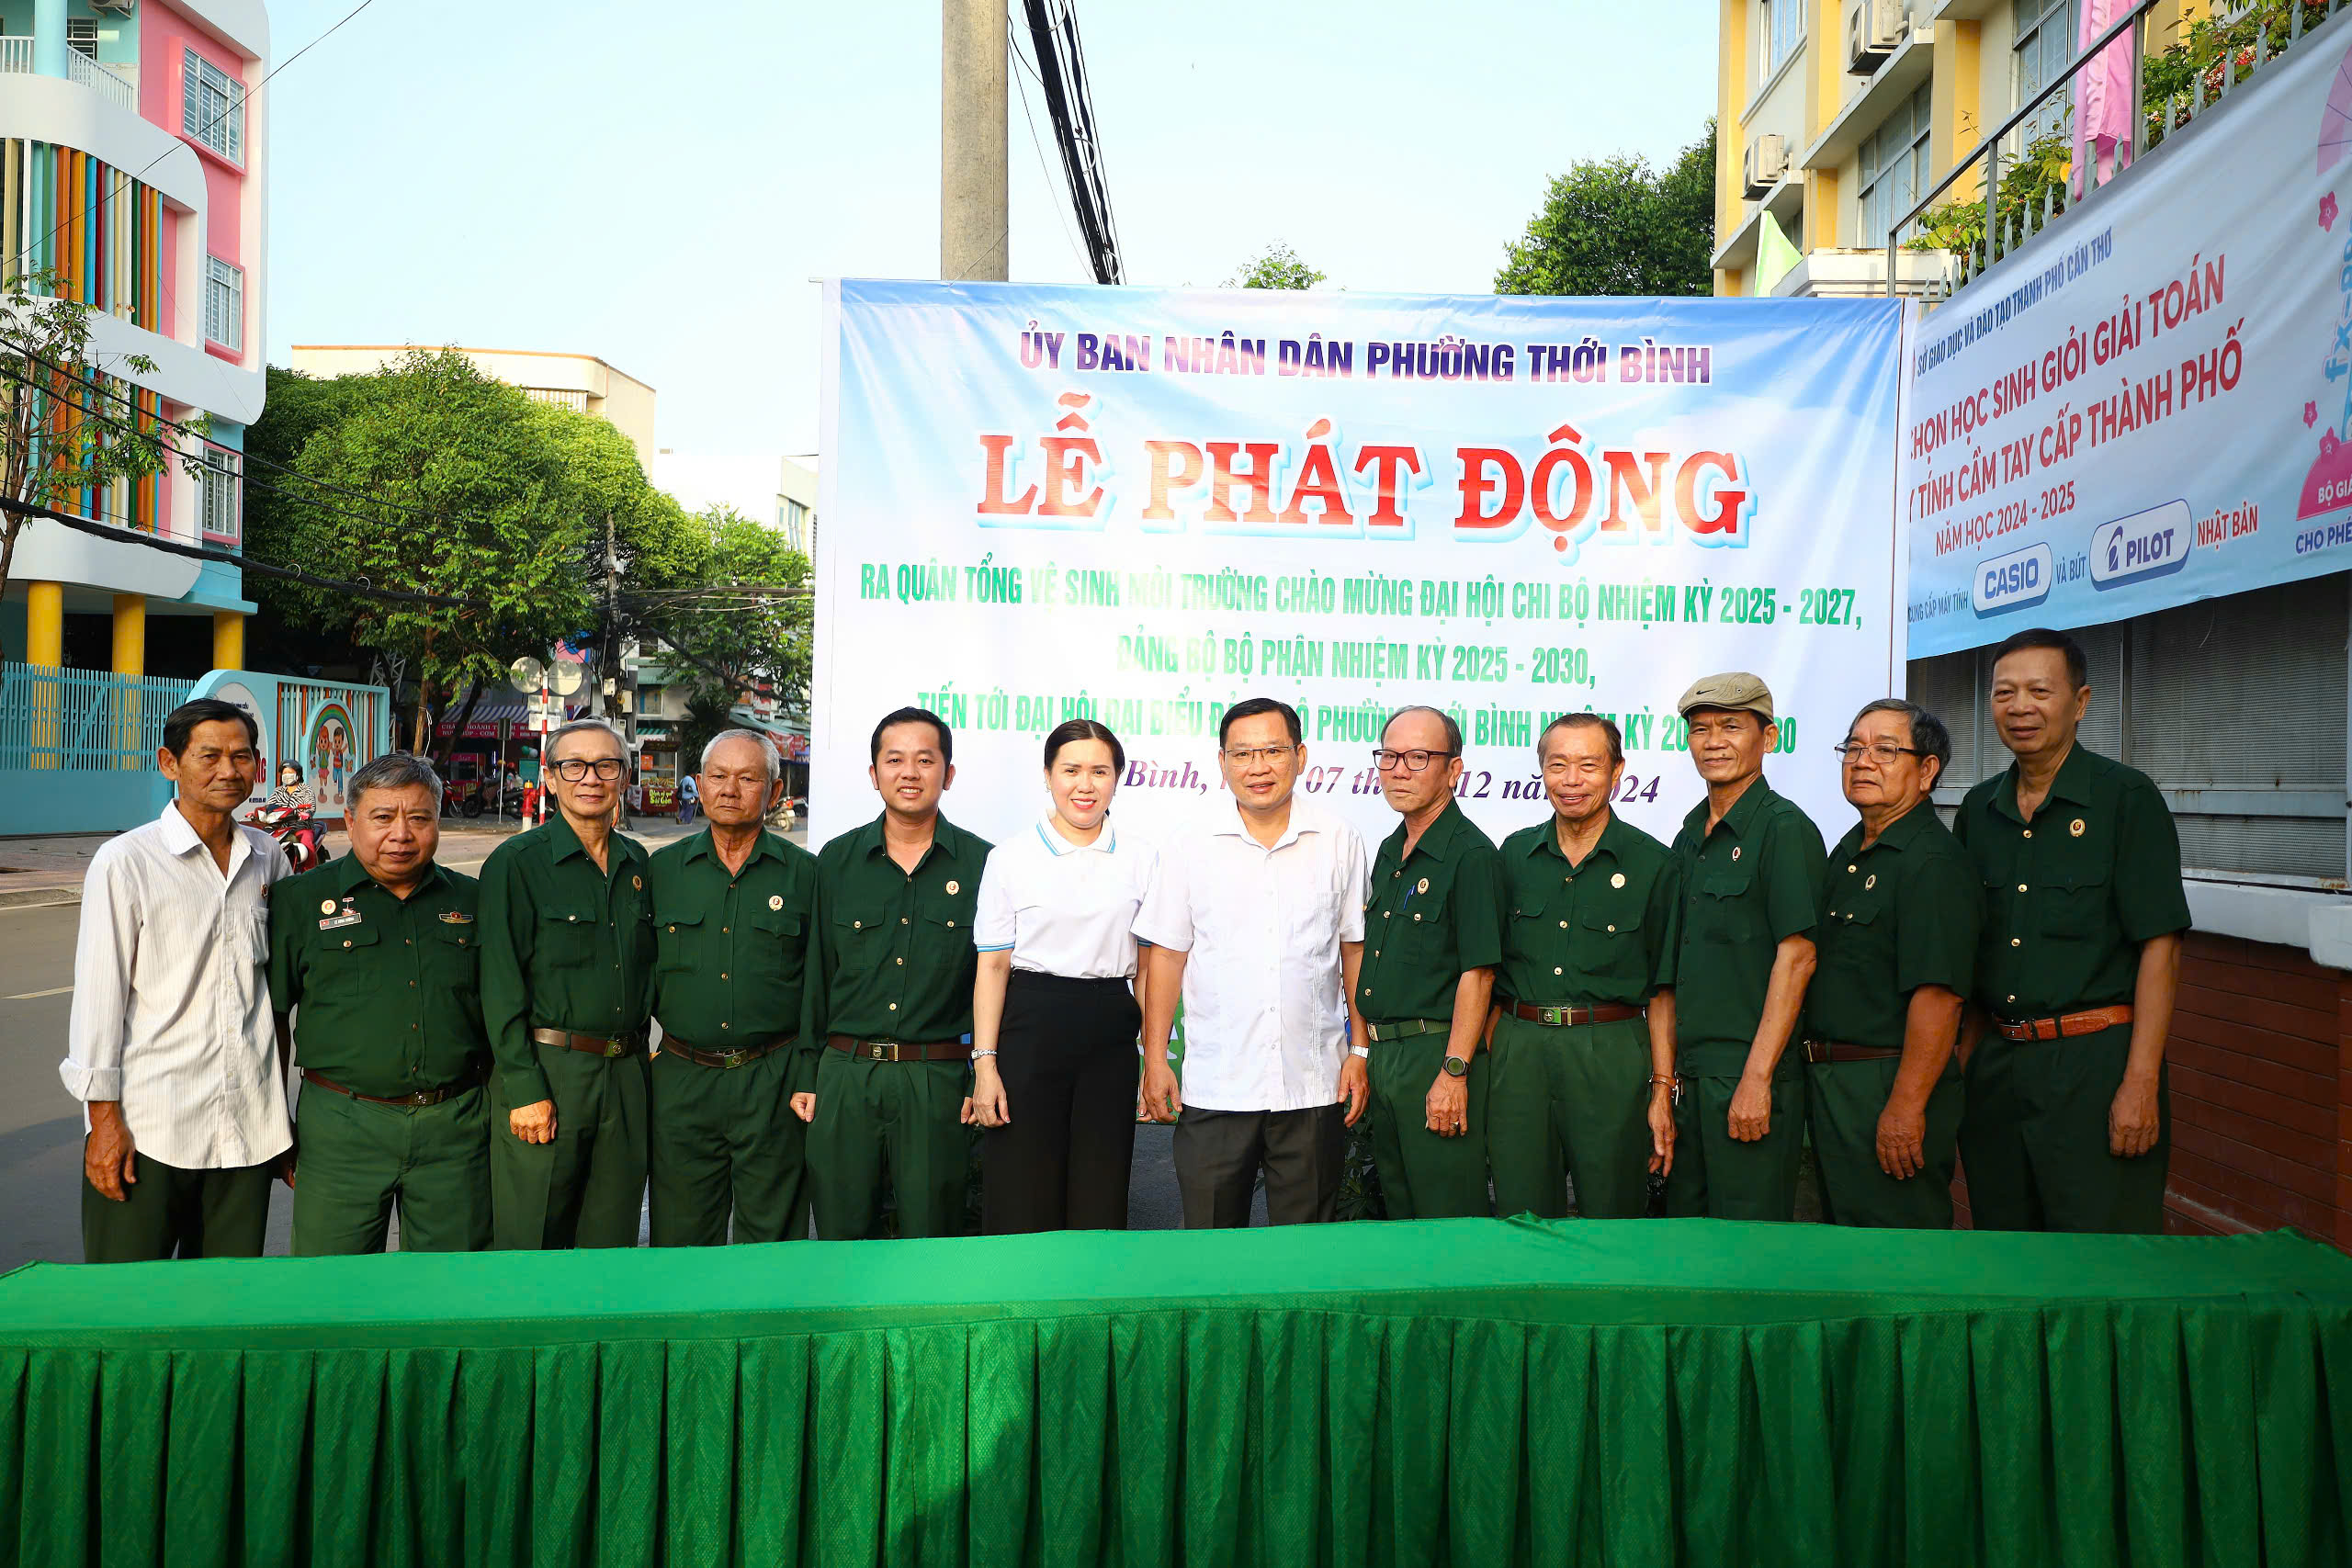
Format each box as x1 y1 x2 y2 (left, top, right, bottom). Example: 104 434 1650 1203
974 815 1157 979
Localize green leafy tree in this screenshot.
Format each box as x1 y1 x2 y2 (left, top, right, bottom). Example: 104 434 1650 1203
1225 243 1327 290
259 349 595 751
631 504 813 719
1 266 198 605
1495 122 1716 297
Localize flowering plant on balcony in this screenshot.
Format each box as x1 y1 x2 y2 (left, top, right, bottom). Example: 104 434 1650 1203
2145 0 2331 141
1904 130 2073 256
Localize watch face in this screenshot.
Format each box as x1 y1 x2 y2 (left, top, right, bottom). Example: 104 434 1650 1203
1444 1055 1469 1077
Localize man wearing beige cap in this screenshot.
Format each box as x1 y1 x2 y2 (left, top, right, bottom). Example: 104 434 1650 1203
1665 672 1826 1220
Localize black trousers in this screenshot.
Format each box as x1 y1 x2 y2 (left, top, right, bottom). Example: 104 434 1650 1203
83 1153 274 1262
981 971 1141 1234
1173 1103 1347 1228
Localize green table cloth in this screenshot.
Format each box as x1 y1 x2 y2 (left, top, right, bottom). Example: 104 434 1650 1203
3 1217 2349 1567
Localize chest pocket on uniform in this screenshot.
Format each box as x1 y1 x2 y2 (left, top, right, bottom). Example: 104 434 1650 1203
1398 886 1450 951
1694 867 1754 942
537 904 602 964
1577 898 1646 983
654 909 705 973
832 905 890 975
435 921 481 994
323 922 382 959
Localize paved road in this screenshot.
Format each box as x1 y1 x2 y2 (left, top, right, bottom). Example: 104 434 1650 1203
0 890 1202 1269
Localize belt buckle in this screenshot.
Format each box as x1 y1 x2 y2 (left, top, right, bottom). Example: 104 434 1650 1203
870 1043 888 1062
720 1049 745 1070
1542 1005 1567 1026
404 1089 433 1107
604 1040 622 1058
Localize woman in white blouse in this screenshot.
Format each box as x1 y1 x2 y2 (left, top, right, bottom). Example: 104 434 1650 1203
969 720 1158 1233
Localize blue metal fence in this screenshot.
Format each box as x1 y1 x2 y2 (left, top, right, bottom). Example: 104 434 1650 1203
0 662 196 772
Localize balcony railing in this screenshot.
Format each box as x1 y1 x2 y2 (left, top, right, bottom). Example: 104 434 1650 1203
66 50 135 113
0 662 196 773
0 39 139 111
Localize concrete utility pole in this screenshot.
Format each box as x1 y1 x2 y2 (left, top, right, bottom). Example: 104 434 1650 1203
941 0 1009 282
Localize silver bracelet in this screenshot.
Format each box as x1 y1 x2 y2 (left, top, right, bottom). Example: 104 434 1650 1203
972 1049 998 1059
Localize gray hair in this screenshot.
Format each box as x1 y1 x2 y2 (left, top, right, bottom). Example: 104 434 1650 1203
545 718 625 761
1382 705 1464 754
1849 698 1952 777
346 752 444 809
701 728 778 784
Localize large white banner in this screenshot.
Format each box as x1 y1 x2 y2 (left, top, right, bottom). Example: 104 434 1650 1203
814 282 1905 852
1904 25 2352 655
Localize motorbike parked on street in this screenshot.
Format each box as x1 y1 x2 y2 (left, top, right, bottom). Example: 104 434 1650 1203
253 799 332 874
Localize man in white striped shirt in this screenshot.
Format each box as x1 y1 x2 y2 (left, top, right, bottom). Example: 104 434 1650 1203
59 698 293 1261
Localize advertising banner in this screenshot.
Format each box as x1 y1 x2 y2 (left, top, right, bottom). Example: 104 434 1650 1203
1903 28 2352 657
815 281 1905 850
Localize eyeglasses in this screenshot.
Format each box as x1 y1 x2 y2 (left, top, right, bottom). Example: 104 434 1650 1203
1831 741 1923 765
1222 745 1296 766
551 758 626 781
1373 748 1456 773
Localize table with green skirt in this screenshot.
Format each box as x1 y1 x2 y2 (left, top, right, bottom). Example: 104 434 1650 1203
3 1216 2349 1567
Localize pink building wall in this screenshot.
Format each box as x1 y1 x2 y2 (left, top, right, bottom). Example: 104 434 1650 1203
138 5 251 276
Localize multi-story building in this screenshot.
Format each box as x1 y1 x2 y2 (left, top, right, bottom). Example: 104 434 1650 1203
1 0 268 684
1712 0 2199 298
288 344 659 463
651 450 820 555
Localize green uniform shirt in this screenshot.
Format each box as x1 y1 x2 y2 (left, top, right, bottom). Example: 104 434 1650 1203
1952 743 2189 1018
267 857 488 1099
649 828 818 1048
1495 811 1681 1008
1356 801 1506 1025
807 814 992 1043
479 813 656 1105
1810 807 1982 1053
1669 776 1827 1072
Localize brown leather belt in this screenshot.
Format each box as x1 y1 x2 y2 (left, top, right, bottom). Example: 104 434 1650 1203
1501 1000 1645 1028
1995 1004 2134 1042
529 1026 646 1059
1363 1018 1448 1043
1803 1040 1901 1065
301 1066 481 1108
663 1033 794 1070
826 1033 972 1064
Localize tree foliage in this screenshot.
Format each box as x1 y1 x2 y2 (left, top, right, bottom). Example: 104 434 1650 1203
1225 243 1327 291
1494 122 1717 297
632 504 813 717
1 266 194 604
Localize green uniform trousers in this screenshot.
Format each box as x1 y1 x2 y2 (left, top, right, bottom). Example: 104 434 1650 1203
81 1153 274 1263
1366 1030 1490 1220
1806 1058 1962 1230
807 1050 971 1239
1667 1068 1806 1222
292 1083 491 1256
1959 1023 2168 1234
1487 1013 1655 1221
648 1046 812 1246
490 1043 649 1250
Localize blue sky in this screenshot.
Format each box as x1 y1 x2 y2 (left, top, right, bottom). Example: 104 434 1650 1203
262 0 1721 456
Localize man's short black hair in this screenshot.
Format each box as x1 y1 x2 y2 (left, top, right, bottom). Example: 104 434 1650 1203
1382 705 1463 755
870 706 953 765
1218 697 1302 748
1992 626 2088 691
1850 698 1951 778
1539 712 1624 766
164 699 259 757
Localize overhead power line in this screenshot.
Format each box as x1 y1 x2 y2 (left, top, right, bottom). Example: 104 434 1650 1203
1017 0 1124 285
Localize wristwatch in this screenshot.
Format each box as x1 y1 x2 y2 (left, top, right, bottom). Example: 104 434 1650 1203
1442 1054 1469 1077
1349 1044 1370 1059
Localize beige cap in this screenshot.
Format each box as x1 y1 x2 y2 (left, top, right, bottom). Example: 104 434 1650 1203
1676 671 1774 722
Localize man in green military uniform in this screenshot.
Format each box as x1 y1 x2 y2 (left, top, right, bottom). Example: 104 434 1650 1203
797 707 992 1239
648 729 819 1245
1491 714 1681 1220
270 754 491 1254
1955 627 2188 1233
1355 706 1506 1220
1808 700 1981 1229
481 719 656 1249
1668 672 1826 1222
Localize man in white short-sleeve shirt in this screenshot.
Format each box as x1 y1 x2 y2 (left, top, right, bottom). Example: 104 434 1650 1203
1136 698 1370 1226
60 698 292 1261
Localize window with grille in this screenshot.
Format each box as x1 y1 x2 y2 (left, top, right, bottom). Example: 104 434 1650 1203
2012 0 2078 151
66 19 97 58
182 49 244 164
203 255 243 350
198 448 242 545
1858 83 1932 250
1911 577 2351 884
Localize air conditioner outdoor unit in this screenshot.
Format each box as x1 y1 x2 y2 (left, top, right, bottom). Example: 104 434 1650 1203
87 0 134 14
1845 0 1906 74
1742 133 1790 198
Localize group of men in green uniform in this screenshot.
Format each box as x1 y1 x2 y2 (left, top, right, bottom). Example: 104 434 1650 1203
97 618 2184 1257
1358 625 2187 1232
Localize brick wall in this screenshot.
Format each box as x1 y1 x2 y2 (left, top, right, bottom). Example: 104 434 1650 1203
1951 931 2350 1247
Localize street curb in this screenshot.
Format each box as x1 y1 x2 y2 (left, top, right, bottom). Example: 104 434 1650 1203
0 887 80 910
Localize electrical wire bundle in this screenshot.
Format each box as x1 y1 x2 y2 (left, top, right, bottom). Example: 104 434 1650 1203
1015 1 1123 286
